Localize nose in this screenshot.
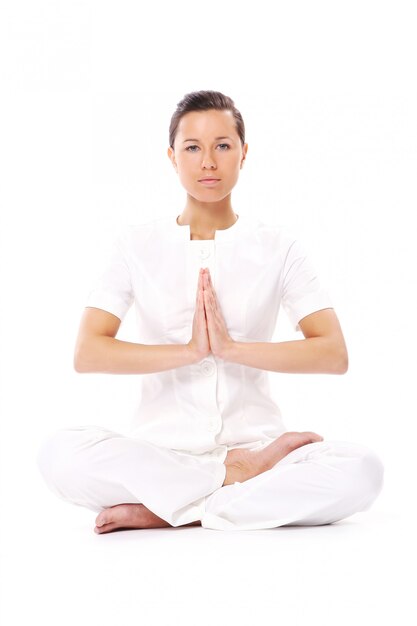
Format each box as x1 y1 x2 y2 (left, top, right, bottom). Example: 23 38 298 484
201 156 216 170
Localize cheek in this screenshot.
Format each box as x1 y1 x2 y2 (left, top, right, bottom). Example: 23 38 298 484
229 161 242 178
227 154 242 169
176 164 194 182
177 157 198 175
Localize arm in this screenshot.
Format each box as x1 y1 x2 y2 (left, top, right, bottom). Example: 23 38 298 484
220 308 349 375
74 307 198 374
201 269 348 375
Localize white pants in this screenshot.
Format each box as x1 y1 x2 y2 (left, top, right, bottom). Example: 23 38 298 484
36 426 384 531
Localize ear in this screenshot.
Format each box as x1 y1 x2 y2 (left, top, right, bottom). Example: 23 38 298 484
167 146 177 170
240 143 248 167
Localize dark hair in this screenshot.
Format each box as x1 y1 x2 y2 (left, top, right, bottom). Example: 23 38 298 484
169 90 245 150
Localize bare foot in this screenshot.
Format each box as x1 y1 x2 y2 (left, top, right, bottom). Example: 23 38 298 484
223 431 324 486
94 503 201 534
94 431 324 533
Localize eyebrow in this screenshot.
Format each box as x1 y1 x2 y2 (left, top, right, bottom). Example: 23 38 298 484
182 136 233 143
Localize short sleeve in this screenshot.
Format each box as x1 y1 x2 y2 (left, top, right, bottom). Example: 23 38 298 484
280 237 333 332
85 231 134 322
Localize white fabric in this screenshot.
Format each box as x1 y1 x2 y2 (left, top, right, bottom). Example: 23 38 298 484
37 213 385 530
84 213 334 456
36 427 384 530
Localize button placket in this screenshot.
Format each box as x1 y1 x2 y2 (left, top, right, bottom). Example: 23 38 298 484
195 357 221 433
199 246 211 261
200 360 215 376
191 240 220 433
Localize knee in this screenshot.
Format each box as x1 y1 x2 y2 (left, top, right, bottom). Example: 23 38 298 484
36 429 76 489
36 427 96 496
359 448 385 501
345 446 385 508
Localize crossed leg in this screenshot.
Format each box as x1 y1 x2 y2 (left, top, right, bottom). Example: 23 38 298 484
94 503 199 533
94 431 324 533
37 426 384 534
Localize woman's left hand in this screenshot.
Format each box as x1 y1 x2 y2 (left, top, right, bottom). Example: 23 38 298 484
202 268 234 359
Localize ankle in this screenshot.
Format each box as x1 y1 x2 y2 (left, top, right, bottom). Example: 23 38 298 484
223 450 235 486
222 462 241 486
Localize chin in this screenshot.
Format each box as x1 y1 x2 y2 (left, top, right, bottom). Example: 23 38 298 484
190 188 224 200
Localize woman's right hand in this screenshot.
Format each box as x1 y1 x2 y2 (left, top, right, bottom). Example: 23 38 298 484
187 268 211 362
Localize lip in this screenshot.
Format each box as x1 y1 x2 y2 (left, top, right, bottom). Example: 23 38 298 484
198 178 221 185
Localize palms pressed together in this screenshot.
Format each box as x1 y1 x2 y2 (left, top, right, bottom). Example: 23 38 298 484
94 268 323 534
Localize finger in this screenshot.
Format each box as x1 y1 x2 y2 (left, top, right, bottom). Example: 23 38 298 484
205 271 217 300
202 272 220 316
199 283 206 313
204 288 215 313
196 271 202 303
205 279 217 310
203 270 214 295
203 289 210 308
199 269 206 291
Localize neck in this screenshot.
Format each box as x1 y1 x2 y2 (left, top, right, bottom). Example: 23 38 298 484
177 194 238 239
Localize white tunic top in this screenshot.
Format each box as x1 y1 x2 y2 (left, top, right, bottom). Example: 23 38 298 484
85 213 333 461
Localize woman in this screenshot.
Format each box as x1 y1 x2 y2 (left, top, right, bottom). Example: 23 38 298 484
37 90 384 533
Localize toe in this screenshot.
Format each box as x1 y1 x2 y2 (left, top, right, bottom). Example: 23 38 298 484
307 432 323 442
94 522 117 534
95 511 110 527
94 522 133 534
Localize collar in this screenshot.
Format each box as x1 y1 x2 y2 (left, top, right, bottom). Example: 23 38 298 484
167 213 247 243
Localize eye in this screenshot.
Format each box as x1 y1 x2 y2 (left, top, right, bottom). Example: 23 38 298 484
185 143 231 152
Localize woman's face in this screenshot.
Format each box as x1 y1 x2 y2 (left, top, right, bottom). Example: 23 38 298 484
167 109 248 202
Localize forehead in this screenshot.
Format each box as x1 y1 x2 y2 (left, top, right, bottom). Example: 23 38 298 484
177 109 237 138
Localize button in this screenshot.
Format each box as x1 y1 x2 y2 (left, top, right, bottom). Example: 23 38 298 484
200 360 215 376
199 247 211 260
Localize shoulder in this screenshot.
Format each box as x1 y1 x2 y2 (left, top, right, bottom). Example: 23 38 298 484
115 216 172 251
246 217 300 251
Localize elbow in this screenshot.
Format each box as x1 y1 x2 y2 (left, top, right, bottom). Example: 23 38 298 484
73 342 92 373
325 340 348 374
335 347 349 374
74 336 106 373
338 357 349 374
74 351 87 373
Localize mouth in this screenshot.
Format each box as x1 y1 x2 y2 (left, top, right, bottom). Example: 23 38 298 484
198 178 221 185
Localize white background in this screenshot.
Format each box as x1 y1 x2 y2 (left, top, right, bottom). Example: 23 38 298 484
0 1 416 625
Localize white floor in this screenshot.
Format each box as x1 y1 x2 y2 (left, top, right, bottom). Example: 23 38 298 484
0 468 413 626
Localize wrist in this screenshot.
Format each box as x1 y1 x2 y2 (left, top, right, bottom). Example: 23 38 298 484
219 338 238 362
185 342 205 364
